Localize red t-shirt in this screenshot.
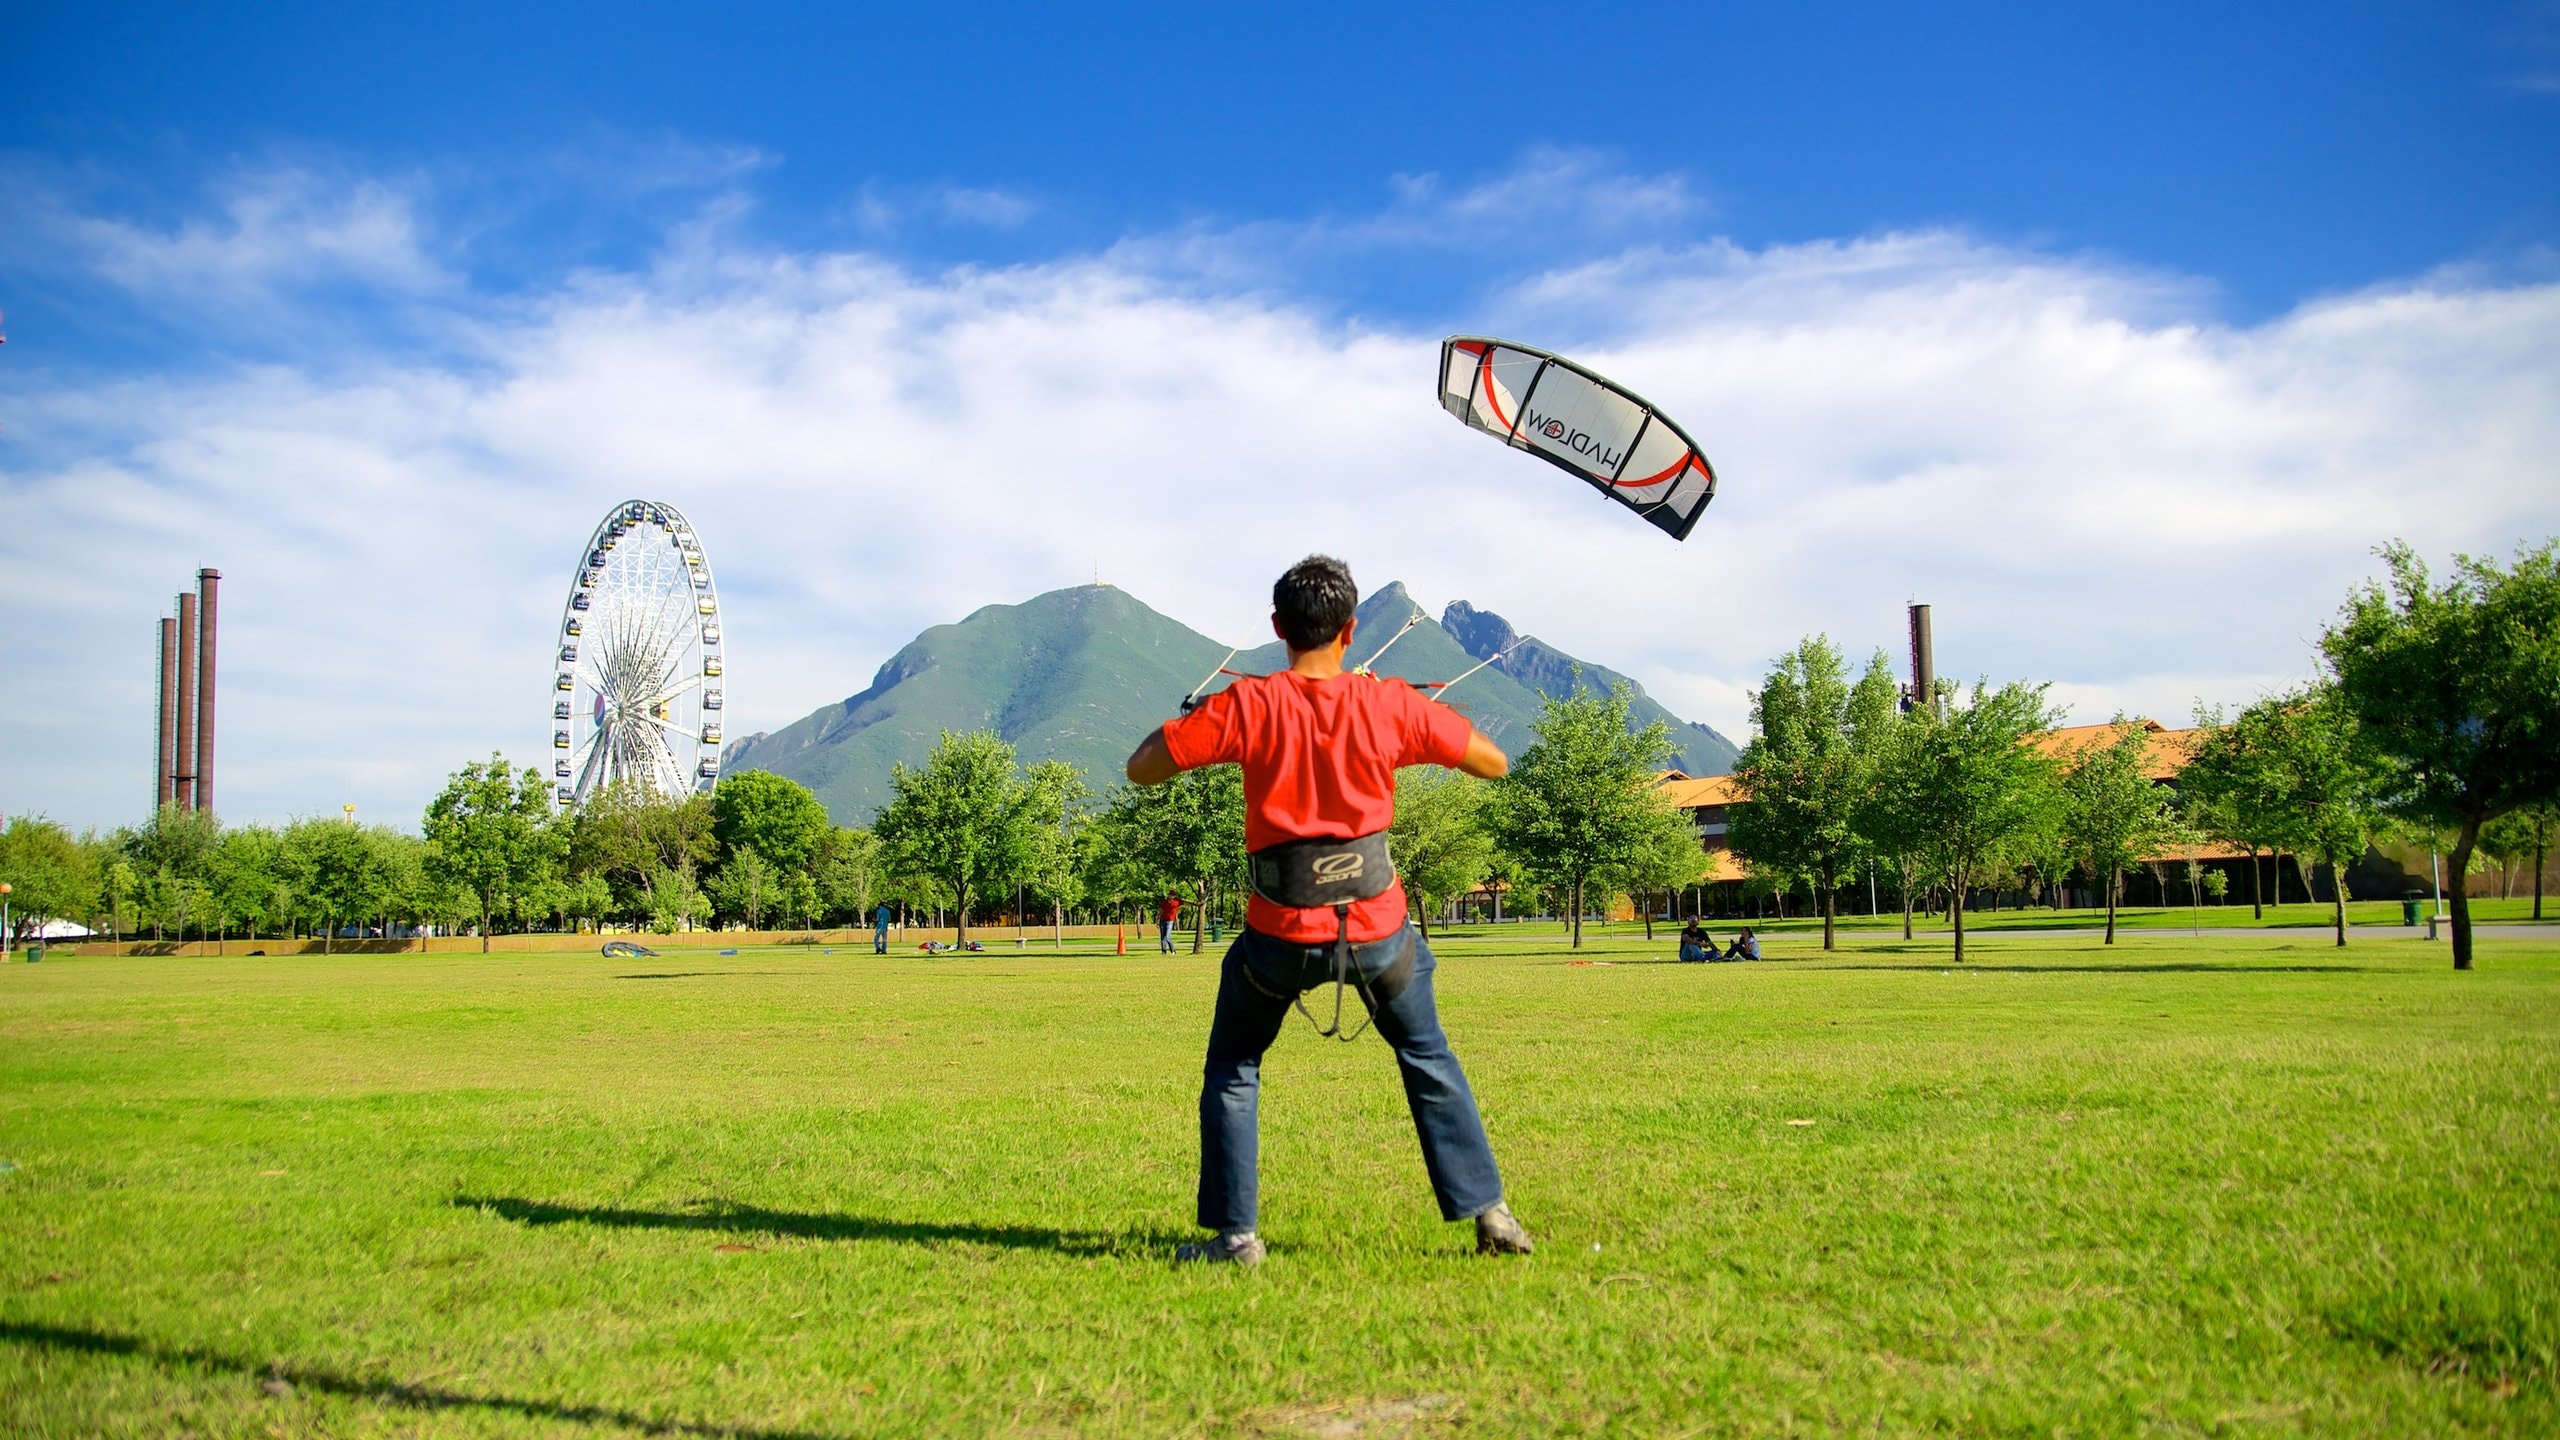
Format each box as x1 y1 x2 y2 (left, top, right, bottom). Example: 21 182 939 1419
1160 668 1474 944
1158 895 1180 924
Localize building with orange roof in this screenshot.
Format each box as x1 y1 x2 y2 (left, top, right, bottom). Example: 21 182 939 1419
1645 718 2426 916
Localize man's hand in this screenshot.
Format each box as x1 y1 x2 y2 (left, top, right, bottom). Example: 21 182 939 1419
1126 726 1179 786
1458 727 1507 779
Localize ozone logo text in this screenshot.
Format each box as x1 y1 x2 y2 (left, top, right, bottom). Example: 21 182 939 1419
1312 852 1366 884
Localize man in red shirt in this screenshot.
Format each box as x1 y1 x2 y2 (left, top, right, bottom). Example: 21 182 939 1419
1126 555 1532 1265
1157 893 1181 953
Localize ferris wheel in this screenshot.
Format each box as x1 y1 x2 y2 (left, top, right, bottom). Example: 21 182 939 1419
547 499 727 807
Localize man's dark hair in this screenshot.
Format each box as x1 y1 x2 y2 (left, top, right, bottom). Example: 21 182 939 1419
1273 555 1359 651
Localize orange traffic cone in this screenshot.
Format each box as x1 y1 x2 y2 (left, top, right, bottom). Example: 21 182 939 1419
1116 924 1126 955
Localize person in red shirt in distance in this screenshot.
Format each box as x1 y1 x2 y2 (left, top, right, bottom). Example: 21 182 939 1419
1157 892 1182 953
1126 555 1532 1265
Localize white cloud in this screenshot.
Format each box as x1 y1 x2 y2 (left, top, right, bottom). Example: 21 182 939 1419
846 181 1039 234
3 169 2557 830
73 168 450 301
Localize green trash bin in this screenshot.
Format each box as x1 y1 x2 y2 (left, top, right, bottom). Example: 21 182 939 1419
2401 893 2423 927
1210 918 1223 946
24 946 41 964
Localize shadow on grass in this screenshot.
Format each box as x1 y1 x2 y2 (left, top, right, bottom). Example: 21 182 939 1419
0 1320 846 1439
459 1196 1183 1256
614 972 717 980
1805 962 2370 975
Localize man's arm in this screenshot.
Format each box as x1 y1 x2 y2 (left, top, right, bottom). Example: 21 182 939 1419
1126 726 1180 786
1457 726 1508 779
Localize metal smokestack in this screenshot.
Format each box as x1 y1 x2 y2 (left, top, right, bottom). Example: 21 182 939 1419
157 616 179 810
196 569 220 816
175 592 199 808
1907 603 1936 715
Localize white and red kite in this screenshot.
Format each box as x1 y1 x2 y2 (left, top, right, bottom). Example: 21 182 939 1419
1438 336 1717 541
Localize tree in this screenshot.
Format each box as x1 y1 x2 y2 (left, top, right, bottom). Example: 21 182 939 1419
709 846 779 930
645 864 710 934
569 782 717 930
873 730 1051 947
1096 764 1245 953
2057 719 2179 945
1856 707 1930 939
2322 540 2560 969
97 850 139 940
126 803 220 940
2182 703 2297 918
561 871 615 934
1609 798 1709 942
1021 763 1091 945
207 824 285 948
711 770 833 874
0 816 99 944
810 826 883 927
281 816 394 952
1726 640 1899 950
370 827 429 939
1894 681 2063 963
1481 680 1675 949
423 753 559 953
2477 801 2555 919
1388 766 1495 940
2244 688 2384 947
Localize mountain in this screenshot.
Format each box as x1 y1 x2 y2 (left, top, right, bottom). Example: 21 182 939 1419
1436 597 1740 778
726 582 1738 824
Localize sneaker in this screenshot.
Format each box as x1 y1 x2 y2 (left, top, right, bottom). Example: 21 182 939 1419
1175 1230 1265 1266
1474 1201 1533 1256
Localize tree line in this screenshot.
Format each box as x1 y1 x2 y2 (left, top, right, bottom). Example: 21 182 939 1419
5 540 2549 969
1722 539 2559 966
0 677 1713 955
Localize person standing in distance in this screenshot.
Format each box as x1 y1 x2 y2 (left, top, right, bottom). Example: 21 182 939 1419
873 900 893 955
1125 554 1532 1265
1158 892 1182 954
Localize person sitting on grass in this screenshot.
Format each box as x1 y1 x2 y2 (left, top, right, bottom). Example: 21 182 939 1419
1124 553 1532 1267
1723 927 1760 962
1678 918 1715 963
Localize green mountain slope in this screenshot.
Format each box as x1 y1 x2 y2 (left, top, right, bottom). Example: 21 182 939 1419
724 585 1229 823
1234 584 1738 778
728 582 1739 825
1439 598 1741 777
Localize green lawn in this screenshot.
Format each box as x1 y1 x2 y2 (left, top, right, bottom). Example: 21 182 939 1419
2 931 2554 1436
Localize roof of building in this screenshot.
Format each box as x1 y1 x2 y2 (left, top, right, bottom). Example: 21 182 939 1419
1653 772 1746 807
2028 719 2200 781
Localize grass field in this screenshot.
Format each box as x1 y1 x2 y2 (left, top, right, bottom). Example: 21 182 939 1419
3 929 2554 1437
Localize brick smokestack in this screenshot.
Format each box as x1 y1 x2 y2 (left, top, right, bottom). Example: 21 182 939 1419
157 616 178 810
1907 603 1935 716
175 591 199 808
195 569 220 817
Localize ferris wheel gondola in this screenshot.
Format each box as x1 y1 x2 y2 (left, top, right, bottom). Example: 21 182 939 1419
546 500 728 807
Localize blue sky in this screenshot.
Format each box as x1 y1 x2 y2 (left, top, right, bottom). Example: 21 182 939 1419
4 3 2558 827
14 2 2557 339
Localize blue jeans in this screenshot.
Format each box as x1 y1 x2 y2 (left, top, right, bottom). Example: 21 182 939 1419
873 924 889 954
1679 941 1710 962
1159 920 1176 953
1197 922 1505 1232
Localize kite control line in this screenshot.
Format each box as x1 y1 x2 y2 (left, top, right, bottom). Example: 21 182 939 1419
1178 648 1242 713
1351 613 1424 677
1428 639 1521 704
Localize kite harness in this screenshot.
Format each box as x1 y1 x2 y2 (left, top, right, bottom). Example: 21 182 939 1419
1244 831 1411 1042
